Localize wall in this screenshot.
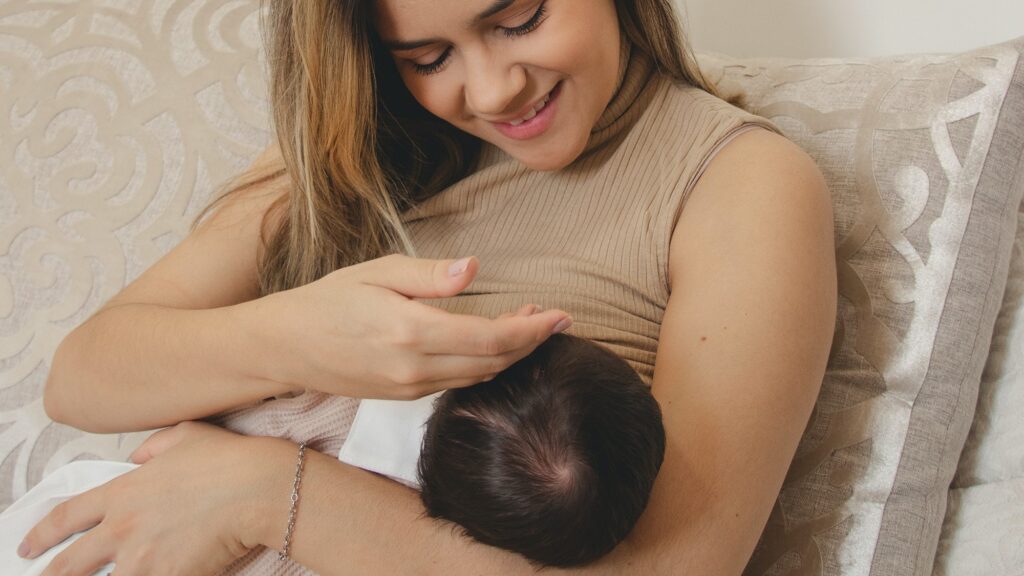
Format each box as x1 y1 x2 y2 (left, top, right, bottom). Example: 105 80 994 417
677 0 1023 58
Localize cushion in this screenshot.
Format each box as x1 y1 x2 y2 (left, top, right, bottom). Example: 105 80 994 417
0 1 272 506
933 479 1024 575
698 35 1024 576
933 168 1024 575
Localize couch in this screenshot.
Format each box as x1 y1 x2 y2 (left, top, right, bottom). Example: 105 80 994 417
1 2 1021 574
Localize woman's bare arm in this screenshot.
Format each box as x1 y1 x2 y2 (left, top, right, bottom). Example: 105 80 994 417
243 129 838 575
630 129 837 573
44 145 297 433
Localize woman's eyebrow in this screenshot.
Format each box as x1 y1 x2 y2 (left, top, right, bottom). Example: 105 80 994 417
382 0 516 51
472 0 516 24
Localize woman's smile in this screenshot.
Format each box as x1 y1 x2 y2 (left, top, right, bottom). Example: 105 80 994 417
375 0 622 171
491 80 563 140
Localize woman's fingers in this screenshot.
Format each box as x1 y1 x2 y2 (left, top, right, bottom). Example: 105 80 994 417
39 527 113 576
356 254 480 299
362 304 552 395
419 348 531 387
495 304 539 320
414 306 571 356
414 312 567 392
128 424 183 464
18 426 262 576
129 421 227 464
21 487 106 561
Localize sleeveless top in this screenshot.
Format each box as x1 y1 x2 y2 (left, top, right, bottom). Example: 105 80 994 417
213 41 783 575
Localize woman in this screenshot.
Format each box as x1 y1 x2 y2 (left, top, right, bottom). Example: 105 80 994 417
22 0 837 574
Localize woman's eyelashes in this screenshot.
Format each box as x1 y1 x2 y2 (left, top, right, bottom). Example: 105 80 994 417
414 46 453 76
410 1 549 76
501 0 548 38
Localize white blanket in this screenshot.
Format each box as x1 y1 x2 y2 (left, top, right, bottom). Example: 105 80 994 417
2 393 436 575
336 392 442 490
0 460 134 576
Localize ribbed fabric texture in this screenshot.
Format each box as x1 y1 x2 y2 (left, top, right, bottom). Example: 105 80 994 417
212 41 782 575
402 41 782 386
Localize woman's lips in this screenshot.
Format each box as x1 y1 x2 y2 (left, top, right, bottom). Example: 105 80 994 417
492 81 562 141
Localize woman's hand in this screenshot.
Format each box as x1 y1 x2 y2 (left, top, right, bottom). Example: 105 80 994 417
240 254 572 400
18 422 288 576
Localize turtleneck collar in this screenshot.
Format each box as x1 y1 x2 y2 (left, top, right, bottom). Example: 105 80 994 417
581 39 657 156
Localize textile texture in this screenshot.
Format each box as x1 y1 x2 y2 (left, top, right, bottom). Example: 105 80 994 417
0 0 270 507
1 1 1023 575
933 102 1024 574
701 35 1024 576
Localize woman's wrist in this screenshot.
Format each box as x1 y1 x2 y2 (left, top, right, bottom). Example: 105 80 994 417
237 436 308 551
225 294 307 396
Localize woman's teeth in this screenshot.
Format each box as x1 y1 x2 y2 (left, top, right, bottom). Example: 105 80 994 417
508 91 552 126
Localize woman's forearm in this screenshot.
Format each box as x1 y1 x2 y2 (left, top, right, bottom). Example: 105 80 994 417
251 439 646 576
44 302 294 434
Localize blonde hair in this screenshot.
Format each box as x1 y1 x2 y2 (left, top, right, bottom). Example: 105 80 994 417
190 0 719 296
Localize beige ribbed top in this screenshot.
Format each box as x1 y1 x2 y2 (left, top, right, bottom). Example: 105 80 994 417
212 41 782 575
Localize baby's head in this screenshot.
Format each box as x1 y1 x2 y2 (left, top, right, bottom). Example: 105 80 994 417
416 333 666 569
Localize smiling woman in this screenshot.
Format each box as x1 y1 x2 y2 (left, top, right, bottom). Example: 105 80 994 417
20 0 836 574
374 0 622 169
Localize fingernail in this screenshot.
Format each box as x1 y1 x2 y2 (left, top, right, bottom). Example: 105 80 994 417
448 257 471 277
551 317 573 334
17 539 30 558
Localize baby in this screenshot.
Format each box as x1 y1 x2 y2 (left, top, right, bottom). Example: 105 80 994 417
416 333 666 569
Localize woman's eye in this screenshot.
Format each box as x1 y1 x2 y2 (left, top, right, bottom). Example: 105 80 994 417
409 1 548 76
500 1 548 38
412 47 452 76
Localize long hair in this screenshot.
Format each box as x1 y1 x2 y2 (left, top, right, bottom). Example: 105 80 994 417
189 0 718 296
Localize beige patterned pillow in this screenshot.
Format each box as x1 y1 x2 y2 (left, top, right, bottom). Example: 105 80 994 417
698 36 1024 576
0 1 271 509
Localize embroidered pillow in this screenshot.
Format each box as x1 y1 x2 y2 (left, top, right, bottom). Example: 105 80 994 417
698 35 1024 576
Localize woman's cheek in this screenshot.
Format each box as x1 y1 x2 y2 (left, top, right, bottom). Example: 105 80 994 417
403 76 459 122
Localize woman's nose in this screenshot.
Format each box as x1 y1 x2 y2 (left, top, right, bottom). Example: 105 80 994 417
463 53 527 118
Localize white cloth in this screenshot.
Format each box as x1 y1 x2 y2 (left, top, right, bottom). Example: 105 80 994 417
0 460 137 576
1 394 437 575
0 392 440 576
336 392 443 490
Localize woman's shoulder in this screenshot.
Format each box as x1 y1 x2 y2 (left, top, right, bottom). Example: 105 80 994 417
655 75 743 111
677 124 822 228
666 126 830 290
630 73 782 166
645 75 783 140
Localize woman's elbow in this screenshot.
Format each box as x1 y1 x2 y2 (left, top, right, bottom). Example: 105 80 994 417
43 337 94 431
44 340 72 424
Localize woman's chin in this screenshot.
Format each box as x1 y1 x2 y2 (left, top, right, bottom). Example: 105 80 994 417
519 155 570 172
512 139 587 172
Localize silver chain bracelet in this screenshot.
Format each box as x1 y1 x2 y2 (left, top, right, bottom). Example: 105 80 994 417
279 442 308 561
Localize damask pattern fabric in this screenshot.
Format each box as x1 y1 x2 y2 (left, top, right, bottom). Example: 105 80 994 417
2 1 1024 576
0 0 271 510
700 36 1024 576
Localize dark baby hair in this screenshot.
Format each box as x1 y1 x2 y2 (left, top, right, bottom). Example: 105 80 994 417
416 333 666 569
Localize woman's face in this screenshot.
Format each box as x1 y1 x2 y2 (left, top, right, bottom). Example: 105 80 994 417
373 0 621 171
